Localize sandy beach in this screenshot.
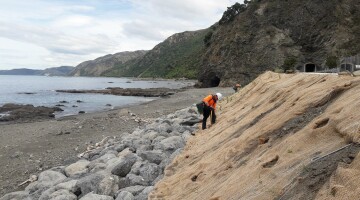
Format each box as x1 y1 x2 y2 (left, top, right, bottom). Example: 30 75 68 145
0 87 233 197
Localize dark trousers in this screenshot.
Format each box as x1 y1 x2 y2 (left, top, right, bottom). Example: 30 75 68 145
202 105 216 130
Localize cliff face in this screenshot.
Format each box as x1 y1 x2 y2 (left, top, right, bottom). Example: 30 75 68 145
151 72 360 199
104 29 209 79
69 50 147 76
198 0 360 87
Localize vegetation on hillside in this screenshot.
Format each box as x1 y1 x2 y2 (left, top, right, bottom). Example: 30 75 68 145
103 29 209 79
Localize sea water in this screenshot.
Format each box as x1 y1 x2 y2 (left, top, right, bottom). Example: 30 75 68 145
0 75 194 117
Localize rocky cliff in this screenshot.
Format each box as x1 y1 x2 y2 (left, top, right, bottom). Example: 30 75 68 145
198 0 360 87
69 51 147 76
151 71 360 199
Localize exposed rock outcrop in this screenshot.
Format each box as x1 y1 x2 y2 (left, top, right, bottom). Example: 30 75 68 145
0 104 63 123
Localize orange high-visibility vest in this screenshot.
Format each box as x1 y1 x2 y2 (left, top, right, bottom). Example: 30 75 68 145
203 95 217 109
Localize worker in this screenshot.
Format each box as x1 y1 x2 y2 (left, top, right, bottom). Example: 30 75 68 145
233 83 241 92
202 93 222 130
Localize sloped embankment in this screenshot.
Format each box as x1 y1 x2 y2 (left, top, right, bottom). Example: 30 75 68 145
150 71 360 200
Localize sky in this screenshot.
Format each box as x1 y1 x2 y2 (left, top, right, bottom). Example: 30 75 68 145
0 0 241 70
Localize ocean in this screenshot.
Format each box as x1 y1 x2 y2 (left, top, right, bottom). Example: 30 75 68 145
0 75 193 117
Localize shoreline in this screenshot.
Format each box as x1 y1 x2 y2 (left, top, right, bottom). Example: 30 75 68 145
0 87 233 197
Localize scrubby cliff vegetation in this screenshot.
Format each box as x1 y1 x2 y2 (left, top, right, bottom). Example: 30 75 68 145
104 30 209 79
198 0 360 87
151 71 360 200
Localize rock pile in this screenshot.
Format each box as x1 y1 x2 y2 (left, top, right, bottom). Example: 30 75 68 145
1 106 201 200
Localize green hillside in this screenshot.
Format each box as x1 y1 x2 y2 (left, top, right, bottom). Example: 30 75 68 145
103 29 209 79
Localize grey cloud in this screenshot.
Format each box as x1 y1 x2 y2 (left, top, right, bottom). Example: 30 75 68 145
0 21 117 56
122 20 165 41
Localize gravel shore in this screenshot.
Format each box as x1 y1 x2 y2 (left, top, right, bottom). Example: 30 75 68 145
0 87 233 197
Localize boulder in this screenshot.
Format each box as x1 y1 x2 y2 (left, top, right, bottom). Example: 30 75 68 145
181 130 192 141
55 180 79 193
116 185 145 196
76 173 104 197
125 174 148 186
139 163 161 184
89 153 116 166
0 191 30 200
89 163 107 173
142 131 159 141
130 160 145 175
134 186 154 200
79 192 114 200
114 144 126 152
151 136 166 147
65 160 90 177
136 145 153 152
137 150 166 165
121 136 150 151
25 170 67 194
153 136 185 153
40 189 77 200
110 154 137 177
115 191 134 200
76 172 119 197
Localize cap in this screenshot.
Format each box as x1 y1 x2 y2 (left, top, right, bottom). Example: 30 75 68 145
216 93 223 100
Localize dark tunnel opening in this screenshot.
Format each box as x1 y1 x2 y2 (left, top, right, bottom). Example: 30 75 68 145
305 64 316 72
210 76 220 87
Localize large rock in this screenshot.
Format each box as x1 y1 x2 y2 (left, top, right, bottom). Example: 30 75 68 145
25 170 67 194
79 192 114 200
116 185 145 197
110 154 137 177
115 191 134 200
142 131 159 141
137 150 166 165
139 163 161 184
0 191 29 200
55 180 79 193
75 173 104 197
90 153 116 165
64 160 90 177
125 174 148 186
153 136 185 153
134 186 154 200
75 172 119 197
121 136 150 151
40 189 77 200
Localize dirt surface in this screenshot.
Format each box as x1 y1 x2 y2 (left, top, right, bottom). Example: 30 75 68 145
0 87 233 197
150 72 360 200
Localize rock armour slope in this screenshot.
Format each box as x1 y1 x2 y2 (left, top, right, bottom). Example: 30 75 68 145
151 71 360 200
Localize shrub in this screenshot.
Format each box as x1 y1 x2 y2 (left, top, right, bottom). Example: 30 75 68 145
326 55 338 69
281 57 297 72
204 31 213 47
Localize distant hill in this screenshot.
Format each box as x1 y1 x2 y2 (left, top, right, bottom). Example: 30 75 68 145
0 68 43 75
104 29 209 79
68 51 148 76
41 66 74 76
0 66 74 76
